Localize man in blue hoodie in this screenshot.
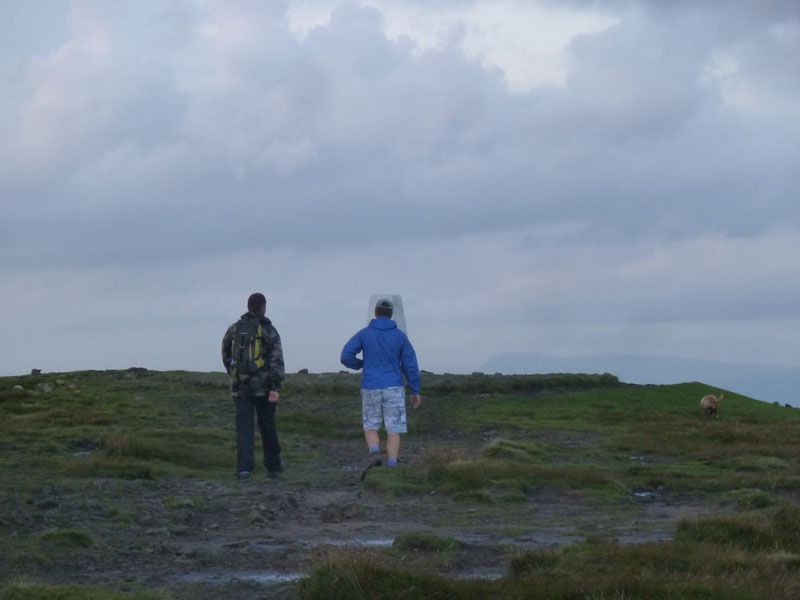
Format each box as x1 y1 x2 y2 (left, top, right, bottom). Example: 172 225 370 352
340 298 421 467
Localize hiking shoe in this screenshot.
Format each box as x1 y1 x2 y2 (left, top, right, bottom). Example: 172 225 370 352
237 471 251 480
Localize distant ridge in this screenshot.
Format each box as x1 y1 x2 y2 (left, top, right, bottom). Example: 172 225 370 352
481 352 800 407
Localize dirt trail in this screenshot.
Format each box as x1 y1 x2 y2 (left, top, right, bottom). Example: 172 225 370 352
5 438 712 599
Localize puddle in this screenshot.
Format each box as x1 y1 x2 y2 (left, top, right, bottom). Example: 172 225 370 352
176 571 304 585
315 537 395 548
252 538 295 551
182 536 396 557
633 490 657 499
616 532 673 543
452 568 505 581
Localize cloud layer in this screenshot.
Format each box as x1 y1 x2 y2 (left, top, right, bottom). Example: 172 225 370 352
1 1 798 375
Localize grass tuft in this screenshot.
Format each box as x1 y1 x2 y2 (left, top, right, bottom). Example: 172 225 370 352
298 547 488 600
38 529 94 548
728 489 784 510
676 504 800 551
392 531 464 552
483 438 550 462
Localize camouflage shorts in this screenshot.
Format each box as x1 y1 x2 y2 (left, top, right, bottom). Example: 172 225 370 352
361 386 407 434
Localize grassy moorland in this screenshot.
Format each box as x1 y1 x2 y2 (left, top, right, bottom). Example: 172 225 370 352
1 368 800 599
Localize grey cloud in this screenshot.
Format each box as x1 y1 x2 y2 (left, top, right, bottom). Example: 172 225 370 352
2 0 799 275
641 1 799 25
550 0 798 22
0 0 70 61
5 0 800 379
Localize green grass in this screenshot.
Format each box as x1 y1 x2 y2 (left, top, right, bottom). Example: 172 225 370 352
393 531 465 552
482 438 553 462
676 504 800 551
2 371 799 493
0 370 236 479
38 529 94 548
400 382 800 502
727 488 785 510
1 584 170 600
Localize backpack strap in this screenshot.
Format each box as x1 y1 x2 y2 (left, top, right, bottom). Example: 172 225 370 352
252 324 265 369
230 322 239 379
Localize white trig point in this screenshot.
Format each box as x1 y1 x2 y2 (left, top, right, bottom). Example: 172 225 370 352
367 294 407 334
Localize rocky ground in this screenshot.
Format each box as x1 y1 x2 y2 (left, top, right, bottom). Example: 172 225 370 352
2 434 714 599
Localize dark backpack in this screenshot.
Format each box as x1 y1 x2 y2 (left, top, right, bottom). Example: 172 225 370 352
230 318 266 378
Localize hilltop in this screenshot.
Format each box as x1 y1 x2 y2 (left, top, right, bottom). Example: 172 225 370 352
482 351 800 407
2 369 800 599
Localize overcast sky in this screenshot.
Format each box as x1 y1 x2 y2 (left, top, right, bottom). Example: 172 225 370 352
1 0 799 377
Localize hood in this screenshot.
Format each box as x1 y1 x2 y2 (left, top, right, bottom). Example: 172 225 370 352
241 312 272 327
368 317 397 331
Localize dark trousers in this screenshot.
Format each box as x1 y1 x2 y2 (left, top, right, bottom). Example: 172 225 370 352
234 384 281 474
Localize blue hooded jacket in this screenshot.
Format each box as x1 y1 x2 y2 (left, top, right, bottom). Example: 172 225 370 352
340 317 421 394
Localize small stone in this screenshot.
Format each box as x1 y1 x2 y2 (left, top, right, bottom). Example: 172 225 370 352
248 510 267 524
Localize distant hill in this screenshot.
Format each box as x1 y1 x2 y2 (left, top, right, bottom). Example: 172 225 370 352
481 352 800 407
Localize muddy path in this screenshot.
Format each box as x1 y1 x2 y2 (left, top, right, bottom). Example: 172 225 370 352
4 434 716 599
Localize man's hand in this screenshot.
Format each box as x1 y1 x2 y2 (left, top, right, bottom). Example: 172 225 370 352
268 390 279 403
410 394 421 409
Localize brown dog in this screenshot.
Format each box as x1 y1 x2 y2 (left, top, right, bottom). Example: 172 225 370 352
700 393 723 417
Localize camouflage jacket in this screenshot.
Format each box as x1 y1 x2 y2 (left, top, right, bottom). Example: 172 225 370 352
221 312 285 391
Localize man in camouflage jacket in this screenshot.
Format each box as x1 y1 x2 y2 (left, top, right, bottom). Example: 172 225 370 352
221 293 285 479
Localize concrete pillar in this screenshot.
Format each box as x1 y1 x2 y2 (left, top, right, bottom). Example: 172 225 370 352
367 294 407 333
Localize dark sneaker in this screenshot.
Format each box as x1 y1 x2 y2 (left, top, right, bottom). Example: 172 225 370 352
237 470 251 480
267 471 281 479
